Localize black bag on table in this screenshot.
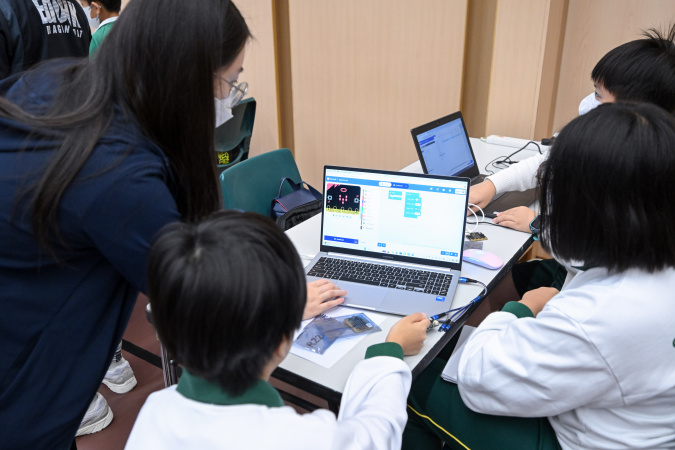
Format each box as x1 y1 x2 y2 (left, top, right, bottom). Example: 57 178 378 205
271 177 323 230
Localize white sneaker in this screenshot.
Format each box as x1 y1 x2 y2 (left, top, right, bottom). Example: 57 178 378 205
76 393 113 437
103 345 138 394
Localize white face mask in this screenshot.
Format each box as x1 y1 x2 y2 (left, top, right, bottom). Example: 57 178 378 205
578 92 602 115
84 5 100 30
214 97 234 128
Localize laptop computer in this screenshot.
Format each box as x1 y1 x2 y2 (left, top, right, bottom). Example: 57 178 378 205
411 111 536 218
304 166 469 317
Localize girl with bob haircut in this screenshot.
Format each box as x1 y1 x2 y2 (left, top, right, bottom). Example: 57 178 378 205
0 0 257 447
128 211 430 449
402 102 675 449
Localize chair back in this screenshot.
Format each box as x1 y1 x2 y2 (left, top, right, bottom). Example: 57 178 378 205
220 148 302 217
215 97 256 173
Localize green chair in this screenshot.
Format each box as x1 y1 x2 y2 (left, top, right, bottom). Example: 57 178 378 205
215 97 256 173
220 148 302 217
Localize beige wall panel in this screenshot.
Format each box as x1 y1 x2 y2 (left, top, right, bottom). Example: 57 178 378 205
532 0 568 139
460 0 497 138
485 0 558 139
233 0 280 157
552 0 675 132
287 0 468 188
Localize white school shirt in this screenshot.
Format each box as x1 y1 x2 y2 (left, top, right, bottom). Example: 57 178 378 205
487 151 546 195
458 267 675 449
126 344 411 449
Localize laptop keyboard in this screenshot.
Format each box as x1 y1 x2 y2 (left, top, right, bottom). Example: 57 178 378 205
307 257 452 296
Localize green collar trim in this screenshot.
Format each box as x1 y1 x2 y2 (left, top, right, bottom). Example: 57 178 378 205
176 370 284 408
502 301 535 319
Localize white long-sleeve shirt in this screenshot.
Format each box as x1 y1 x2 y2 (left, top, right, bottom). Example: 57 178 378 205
487 152 546 195
458 267 675 450
126 344 411 449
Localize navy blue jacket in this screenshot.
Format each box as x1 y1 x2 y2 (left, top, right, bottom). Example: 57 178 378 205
0 63 180 448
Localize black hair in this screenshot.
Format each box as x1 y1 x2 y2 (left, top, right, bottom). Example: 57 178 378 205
88 0 122 13
0 0 250 254
592 24 675 113
147 211 307 396
538 102 675 272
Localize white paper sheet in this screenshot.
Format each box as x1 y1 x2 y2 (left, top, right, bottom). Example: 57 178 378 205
290 306 387 369
441 325 476 383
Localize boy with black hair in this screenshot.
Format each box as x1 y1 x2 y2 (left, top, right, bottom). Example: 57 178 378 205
127 211 430 449
464 24 675 325
471 24 675 229
79 0 121 55
591 25 675 114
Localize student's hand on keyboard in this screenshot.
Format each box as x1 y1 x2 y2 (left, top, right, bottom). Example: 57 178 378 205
493 206 537 232
303 279 347 320
386 313 430 356
468 180 496 212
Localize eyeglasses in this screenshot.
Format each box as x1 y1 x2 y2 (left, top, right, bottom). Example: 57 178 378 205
218 76 248 108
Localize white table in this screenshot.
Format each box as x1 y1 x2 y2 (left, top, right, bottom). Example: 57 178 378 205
274 138 542 411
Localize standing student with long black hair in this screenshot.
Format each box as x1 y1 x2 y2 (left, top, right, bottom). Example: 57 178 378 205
0 1 344 448
0 0 247 446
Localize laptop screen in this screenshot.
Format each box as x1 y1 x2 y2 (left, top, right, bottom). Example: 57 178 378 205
411 111 480 179
320 167 469 268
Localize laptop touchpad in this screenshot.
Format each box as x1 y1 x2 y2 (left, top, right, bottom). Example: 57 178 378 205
341 282 387 309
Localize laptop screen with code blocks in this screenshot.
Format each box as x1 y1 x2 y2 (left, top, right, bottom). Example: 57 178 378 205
321 167 469 268
411 111 482 180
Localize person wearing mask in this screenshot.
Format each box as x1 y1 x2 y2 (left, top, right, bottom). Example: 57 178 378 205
464 25 675 326
0 0 91 78
0 0 342 447
469 25 675 231
403 102 675 450
79 0 120 56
